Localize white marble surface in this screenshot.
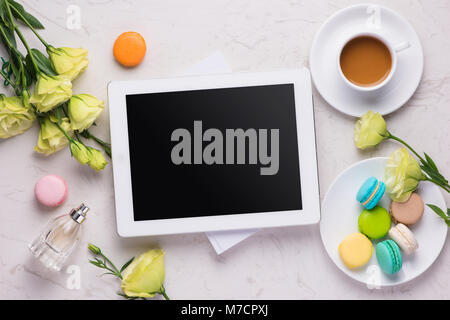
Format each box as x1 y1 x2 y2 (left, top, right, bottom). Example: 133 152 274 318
0 0 449 299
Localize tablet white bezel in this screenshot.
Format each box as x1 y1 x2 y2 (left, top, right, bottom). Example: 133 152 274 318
108 68 320 237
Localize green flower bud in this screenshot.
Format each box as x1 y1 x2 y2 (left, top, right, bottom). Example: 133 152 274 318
70 140 90 165
29 74 72 112
0 94 35 139
68 94 104 132
121 249 165 298
48 46 89 80
354 110 389 149
35 117 72 155
385 148 425 202
88 243 101 255
87 147 108 171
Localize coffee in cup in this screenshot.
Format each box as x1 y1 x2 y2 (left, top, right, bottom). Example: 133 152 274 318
337 32 408 92
340 36 392 87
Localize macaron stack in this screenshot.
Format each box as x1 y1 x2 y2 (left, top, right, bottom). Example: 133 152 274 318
338 176 423 275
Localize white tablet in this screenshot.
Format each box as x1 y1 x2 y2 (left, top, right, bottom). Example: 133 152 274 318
108 68 320 237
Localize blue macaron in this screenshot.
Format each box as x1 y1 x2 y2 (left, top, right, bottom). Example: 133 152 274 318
376 240 403 274
356 177 386 210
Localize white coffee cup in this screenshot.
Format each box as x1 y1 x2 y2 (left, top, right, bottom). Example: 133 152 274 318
337 32 410 92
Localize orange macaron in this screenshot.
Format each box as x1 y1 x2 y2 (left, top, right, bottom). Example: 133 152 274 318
113 31 147 67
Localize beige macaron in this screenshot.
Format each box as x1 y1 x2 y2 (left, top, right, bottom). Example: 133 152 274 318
389 193 424 225
388 223 418 255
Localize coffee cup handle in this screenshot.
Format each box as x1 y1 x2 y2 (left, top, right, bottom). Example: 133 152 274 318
394 41 410 52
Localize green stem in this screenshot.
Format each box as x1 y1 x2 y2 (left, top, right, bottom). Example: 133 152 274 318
55 121 74 142
103 265 120 277
5 1 40 74
0 23 26 92
0 24 12 47
80 129 112 158
387 133 425 163
0 24 23 59
9 4 50 49
16 52 27 89
100 253 122 279
74 130 84 143
424 177 450 193
159 286 170 300
387 132 450 193
0 68 18 91
15 29 39 74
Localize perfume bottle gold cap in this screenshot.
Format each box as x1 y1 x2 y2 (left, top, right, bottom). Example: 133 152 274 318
70 203 89 224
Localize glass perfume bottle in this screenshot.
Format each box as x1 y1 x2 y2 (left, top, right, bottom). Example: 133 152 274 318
29 203 89 272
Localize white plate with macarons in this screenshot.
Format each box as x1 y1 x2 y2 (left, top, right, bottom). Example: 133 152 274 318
320 157 447 287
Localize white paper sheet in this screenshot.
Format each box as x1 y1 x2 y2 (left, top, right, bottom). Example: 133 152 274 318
180 52 259 254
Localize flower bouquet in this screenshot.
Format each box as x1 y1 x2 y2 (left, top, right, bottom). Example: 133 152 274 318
0 0 110 171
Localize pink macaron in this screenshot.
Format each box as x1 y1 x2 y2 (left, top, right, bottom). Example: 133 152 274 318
35 175 68 207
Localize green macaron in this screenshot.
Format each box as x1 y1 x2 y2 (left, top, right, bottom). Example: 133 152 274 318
358 206 391 239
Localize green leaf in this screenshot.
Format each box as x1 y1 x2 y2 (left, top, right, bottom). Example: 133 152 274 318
0 0 7 22
56 106 62 124
120 257 134 273
421 165 446 184
8 52 20 84
88 260 102 268
0 20 16 48
0 58 12 87
427 204 450 223
0 0 4 14
9 0 44 29
26 48 57 76
424 153 438 171
420 154 448 185
23 57 35 85
101 272 117 277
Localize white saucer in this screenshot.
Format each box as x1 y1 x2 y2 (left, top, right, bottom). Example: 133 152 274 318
310 4 424 117
320 158 447 287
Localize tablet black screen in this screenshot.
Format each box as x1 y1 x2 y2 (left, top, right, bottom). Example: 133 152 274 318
126 84 302 221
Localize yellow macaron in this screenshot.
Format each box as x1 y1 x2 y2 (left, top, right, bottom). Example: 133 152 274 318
338 233 373 269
